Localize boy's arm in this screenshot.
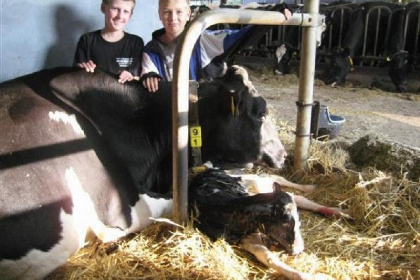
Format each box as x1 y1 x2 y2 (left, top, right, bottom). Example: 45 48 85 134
140 52 163 92
141 52 162 77
199 3 293 67
219 3 293 60
73 35 96 72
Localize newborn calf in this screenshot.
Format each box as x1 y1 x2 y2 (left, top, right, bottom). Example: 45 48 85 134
189 169 337 280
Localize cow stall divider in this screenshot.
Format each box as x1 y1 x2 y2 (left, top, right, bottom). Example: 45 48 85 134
172 2 323 224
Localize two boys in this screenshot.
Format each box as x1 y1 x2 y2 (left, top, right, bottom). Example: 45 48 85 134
74 0 292 87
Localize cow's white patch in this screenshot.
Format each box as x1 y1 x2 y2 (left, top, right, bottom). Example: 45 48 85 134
65 168 126 242
65 168 102 242
275 44 287 63
126 194 174 233
0 169 174 280
63 168 174 242
67 168 173 238
0 209 84 280
317 15 327 47
49 111 84 136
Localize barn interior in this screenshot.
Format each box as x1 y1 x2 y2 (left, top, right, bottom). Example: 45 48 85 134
1 0 418 279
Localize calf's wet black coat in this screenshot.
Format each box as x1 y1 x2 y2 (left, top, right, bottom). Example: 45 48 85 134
189 169 300 254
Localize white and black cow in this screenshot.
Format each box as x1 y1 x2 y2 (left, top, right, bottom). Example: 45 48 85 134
387 2 419 92
0 65 286 279
324 2 409 90
0 66 344 280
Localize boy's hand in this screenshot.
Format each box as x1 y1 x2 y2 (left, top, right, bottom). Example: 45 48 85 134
283 8 292 20
118 70 136 84
77 60 96 73
142 76 160 93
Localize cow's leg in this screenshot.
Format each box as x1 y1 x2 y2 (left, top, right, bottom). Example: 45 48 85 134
241 233 335 280
65 168 128 242
66 168 174 242
294 195 351 219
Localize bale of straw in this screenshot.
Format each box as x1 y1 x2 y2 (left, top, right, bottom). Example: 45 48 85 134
349 134 420 180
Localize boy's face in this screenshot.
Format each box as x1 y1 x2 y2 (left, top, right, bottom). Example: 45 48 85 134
159 0 191 38
102 0 134 32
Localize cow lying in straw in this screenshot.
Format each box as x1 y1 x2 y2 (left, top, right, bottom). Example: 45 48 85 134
0 65 344 280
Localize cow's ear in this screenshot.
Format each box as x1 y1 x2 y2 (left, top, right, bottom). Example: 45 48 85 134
220 66 260 116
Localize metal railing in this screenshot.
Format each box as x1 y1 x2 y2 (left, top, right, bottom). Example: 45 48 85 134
237 2 420 67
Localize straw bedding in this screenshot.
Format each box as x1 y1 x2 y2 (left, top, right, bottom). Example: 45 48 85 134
46 113 419 280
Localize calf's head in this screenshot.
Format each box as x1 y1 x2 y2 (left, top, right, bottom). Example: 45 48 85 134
189 170 304 255
233 186 304 255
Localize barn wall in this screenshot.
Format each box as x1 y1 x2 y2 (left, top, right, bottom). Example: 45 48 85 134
0 0 161 83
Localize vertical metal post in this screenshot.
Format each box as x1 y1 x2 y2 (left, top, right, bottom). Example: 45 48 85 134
293 0 320 172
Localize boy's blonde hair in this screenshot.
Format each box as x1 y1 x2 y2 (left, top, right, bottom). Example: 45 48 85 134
158 0 190 9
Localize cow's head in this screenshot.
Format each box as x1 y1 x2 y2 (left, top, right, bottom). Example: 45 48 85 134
275 44 296 75
388 51 414 92
198 66 287 169
324 47 353 86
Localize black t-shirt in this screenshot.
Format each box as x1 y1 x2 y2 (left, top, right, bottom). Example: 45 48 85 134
73 30 144 76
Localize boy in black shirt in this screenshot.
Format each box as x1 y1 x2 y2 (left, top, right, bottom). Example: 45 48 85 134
73 0 144 83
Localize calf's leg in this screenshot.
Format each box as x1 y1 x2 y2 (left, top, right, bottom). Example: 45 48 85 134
294 195 351 219
241 233 335 280
229 173 316 193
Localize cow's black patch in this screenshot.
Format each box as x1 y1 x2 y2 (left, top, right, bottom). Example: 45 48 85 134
0 198 72 260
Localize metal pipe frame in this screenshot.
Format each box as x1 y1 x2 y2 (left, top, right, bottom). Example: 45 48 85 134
293 1 320 173
172 7 322 224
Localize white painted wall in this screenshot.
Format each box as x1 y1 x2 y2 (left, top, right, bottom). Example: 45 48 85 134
0 0 161 82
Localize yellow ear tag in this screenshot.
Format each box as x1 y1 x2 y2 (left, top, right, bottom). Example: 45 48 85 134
348 56 355 71
348 56 354 67
231 96 235 116
386 56 391 62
